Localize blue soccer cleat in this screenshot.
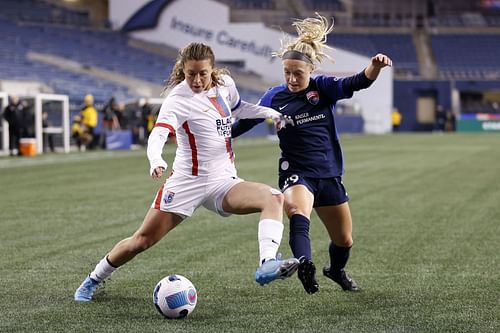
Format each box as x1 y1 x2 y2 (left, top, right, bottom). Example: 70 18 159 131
255 254 300 286
74 275 100 301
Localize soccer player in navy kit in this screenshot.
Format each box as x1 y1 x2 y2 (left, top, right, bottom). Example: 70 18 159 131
232 14 392 294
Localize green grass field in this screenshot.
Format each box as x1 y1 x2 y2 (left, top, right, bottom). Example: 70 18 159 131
1 134 499 333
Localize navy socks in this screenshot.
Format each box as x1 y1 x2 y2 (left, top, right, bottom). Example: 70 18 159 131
289 214 312 260
290 214 352 273
329 242 351 272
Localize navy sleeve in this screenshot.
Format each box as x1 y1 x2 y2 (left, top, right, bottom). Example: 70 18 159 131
315 75 347 102
316 72 374 102
231 86 285 138
232 118 263 138
341 70 374 96
231 86 279 138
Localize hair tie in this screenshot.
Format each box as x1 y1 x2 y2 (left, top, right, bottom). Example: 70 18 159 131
282 50 313 64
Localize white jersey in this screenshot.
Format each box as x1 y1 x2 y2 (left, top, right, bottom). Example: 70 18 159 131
147 74 280 177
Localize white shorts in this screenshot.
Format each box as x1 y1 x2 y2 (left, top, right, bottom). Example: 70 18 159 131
151 171 243 219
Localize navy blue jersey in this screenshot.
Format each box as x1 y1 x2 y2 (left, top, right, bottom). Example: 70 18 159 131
232 72 373 178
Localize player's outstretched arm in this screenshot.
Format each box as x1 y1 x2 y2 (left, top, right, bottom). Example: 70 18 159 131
232 118 262 138
364 53 393 80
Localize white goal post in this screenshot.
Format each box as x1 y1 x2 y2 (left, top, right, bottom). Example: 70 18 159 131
34 93 70 154
1 92 70 155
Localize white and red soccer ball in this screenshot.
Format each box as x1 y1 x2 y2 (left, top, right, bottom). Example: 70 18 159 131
153 274 197 319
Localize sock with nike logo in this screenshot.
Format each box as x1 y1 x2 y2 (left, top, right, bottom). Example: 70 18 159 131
258 219 284 264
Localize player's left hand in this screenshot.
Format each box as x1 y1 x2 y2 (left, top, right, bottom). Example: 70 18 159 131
371 53 392 68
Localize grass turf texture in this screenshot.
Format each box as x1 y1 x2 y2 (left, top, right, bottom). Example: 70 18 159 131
0 134 498 333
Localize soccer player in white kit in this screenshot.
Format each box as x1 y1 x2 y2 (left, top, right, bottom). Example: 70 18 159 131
74 42 299 302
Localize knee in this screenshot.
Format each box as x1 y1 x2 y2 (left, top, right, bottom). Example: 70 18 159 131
334 236 353 248
285 202 307 219
264 187 284 209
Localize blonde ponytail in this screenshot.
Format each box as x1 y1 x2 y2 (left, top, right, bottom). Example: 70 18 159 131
274 13 334 65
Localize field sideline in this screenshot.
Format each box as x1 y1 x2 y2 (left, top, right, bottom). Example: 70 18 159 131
0 134 498 333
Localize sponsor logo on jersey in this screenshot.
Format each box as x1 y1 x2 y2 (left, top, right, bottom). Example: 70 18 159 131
216 117 232 137
294 112 326 125
279 104 289 110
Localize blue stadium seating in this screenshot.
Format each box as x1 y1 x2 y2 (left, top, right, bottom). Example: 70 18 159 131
431 34 500 80
0 0 264 106
0 0 90 26
0 18 132 103
303 0 344 11
328 33 419 76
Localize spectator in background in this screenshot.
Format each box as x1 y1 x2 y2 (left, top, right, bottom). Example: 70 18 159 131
101 97 119 131
445 108 455 132
392 107 402 132
435 105 446 132
129 101 146 145
71 115 91 151
139 98 154 144
100 97 119 149
114 102 128 129
139 100 176 145
80 94 98 149
3 95 26 156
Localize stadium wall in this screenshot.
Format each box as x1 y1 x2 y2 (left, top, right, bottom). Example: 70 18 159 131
394 80 452 131
108 0 393 134
395 80 500 131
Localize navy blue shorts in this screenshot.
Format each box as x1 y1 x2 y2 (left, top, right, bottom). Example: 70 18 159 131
278 174 349 207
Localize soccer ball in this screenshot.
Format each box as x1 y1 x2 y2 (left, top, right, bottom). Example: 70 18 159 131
153 274 197 319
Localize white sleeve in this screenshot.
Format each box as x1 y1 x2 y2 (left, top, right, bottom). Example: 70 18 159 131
232 100 282 120
146 96 187 176
221 74 281 120
147 126 170 176
221 75 241 110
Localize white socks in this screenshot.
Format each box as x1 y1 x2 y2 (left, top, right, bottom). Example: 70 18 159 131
87 221 284 280
258 219 284 265
89 256 118 282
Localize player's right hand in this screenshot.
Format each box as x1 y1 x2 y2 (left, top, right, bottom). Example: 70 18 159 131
151 166 165 180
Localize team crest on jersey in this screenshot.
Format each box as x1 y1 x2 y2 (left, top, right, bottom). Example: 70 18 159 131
306 91 319 105
164 191 175 204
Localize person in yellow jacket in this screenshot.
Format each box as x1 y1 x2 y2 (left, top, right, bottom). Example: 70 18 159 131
392 107 402 132
80 94 98 149
71 115 92 151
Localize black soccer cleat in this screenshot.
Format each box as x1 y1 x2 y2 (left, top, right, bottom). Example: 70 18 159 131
323 266 360 291
297 258 319 294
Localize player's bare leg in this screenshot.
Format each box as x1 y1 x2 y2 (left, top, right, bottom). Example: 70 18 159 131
74 209 182 301
222 181 299 285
